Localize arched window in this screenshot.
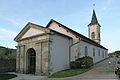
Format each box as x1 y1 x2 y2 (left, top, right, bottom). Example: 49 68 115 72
93 48 95 56
85 46 88 56
91 32 95 39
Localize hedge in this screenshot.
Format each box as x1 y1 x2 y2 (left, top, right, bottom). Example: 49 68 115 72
70 56 93 69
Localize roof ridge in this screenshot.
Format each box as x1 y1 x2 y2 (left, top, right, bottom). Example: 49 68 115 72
46 19 107 50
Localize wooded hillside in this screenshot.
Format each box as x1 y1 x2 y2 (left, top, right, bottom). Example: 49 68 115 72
0 46 16 59
108 51 120 56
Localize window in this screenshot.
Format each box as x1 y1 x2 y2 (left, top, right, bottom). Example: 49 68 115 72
105 51 107 57
77 52 80 58
93 48 95 56
91 32 95 39
99 32 100 38
105 53 106 57
102 51 104 58
85 46 88 56
98 49 100 56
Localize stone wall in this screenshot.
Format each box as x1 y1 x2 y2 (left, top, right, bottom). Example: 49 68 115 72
16 33 50 75
0 59 16 73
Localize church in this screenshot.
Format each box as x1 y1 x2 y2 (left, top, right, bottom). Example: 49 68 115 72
14 10 108 75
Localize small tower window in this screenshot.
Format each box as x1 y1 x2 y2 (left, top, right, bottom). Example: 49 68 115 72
99 32 100 39
91 32 95 40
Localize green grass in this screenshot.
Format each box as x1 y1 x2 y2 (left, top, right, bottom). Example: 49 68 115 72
49 68 91 78
0 74 17 80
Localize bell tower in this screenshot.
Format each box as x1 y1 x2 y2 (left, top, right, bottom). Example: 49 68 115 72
88 10 101 44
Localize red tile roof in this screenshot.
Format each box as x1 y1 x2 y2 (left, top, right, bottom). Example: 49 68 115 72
46 19 108 50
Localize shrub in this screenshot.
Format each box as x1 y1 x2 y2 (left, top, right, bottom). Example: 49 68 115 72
75 61 82 68
76 56 93 68
70 56 93 69
70 61 76 69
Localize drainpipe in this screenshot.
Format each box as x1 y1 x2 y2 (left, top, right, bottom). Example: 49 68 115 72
69 38 82 63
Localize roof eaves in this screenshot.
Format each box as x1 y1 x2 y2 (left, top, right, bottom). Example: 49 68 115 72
50 29 72 39
46 19 107 50
46 19 80 38
88 23 101 27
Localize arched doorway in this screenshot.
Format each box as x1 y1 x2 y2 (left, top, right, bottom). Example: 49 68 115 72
27 48 36 74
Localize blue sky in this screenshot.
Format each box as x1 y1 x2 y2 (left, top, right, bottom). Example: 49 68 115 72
0 0 119 52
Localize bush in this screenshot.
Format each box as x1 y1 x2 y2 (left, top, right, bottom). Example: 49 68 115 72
75 61 82 68
70 61 76 69
78 56 93 68
70 56 93 69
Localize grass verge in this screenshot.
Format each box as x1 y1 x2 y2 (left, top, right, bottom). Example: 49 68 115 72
0 73 17 80
49 68 91 78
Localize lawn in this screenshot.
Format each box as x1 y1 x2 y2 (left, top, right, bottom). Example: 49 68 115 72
0 74 17 80
49 68 91 78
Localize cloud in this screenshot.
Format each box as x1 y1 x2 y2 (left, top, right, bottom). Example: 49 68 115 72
7 18 20 27
103 0 113 11
0 28 18 49
0 28 18 39
0 14 21 27
99 0 113 20
102 28 120 52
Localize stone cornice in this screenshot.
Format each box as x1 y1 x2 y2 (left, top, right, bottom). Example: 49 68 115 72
17 33 50 42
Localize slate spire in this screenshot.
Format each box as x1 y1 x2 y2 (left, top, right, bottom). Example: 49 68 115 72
88 10 100 26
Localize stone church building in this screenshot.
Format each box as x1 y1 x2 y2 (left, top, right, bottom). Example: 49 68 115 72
14 10 108 75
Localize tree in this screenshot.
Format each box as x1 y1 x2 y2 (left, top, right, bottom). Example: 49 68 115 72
108 51 120 56
5 48 9 55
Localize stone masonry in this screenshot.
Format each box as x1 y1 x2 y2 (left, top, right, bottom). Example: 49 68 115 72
16 33 50 75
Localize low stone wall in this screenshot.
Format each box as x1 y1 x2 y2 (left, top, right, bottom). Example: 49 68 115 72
0 59 16 73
